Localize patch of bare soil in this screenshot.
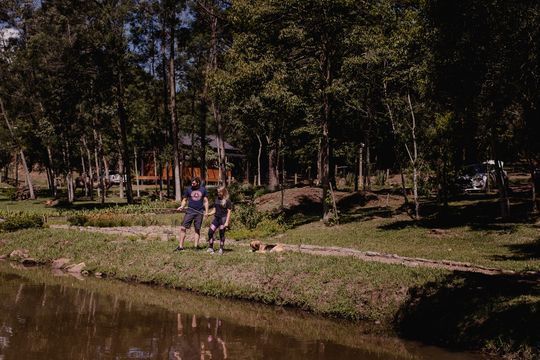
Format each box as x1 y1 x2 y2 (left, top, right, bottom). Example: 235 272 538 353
254 187 404 213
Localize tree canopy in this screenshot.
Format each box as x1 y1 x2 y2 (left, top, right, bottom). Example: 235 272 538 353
0 0 538 216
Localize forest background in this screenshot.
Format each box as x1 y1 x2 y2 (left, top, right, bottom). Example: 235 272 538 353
1 0 539 220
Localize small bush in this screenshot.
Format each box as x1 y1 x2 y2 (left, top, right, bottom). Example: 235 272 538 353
255 218 286 237
253 187 270 198
228 204 286 239
0 212 44 232
67 213 89 226
233 203 262 230
0 187 17 200
67 211 158 227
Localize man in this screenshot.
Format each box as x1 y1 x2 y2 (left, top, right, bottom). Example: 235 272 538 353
174 177 209 251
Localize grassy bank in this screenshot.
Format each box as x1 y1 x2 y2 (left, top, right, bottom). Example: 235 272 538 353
1 228 539 358
278 214 540 272
0 228 443 322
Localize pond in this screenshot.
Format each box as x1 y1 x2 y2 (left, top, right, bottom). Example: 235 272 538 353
0 261 486 359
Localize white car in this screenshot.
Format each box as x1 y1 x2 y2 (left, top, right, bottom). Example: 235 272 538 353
109 173 126 184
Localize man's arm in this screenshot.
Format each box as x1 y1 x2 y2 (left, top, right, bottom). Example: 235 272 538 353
204 197 209 216
177 198 187 211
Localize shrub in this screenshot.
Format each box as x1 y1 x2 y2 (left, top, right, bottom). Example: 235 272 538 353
0 212 44 232
67 211 158 227
253 187 269 198
232 203 262 230
228 203 287 239
67 213 89 226
0 187 17 200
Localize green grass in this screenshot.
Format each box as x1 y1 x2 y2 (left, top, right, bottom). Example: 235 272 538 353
1 227 538 358
0 227 446 322
276 215 540 272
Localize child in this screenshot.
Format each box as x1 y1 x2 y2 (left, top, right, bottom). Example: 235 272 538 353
207 186 233 255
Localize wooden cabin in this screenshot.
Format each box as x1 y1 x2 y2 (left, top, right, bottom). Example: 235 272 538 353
138 135 243 185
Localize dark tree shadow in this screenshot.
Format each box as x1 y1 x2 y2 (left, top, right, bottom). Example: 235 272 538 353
378 194 539 232
395 272 540 356
337 192 380 212
489 238 540 262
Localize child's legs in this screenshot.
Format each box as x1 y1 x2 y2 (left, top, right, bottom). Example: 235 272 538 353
208 223 217 248
218 216 227 249
219 228 226 249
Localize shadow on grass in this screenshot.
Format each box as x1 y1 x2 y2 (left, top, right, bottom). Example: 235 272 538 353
378 195 539 232
281 192 394 227
396 272 540 356
488 238 540 262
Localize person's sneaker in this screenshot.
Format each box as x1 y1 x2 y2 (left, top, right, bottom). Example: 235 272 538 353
218 248 224 255
207 248 214 254
173 246 184 252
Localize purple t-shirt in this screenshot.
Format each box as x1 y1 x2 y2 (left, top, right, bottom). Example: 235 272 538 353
184 186 208 212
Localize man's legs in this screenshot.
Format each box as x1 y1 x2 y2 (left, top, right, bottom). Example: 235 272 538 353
194 229 201 248
178 226 187 248
176 213 194 251
193 214 204 248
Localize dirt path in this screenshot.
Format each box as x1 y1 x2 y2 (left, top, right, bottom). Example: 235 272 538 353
51 225 539 280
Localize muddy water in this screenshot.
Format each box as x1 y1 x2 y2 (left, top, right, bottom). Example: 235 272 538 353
0 262 485 360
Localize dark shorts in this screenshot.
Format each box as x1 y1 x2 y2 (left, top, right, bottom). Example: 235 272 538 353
181 212 203 231
210 216 228 230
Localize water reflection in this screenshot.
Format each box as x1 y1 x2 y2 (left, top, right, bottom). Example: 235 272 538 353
0 262 485 360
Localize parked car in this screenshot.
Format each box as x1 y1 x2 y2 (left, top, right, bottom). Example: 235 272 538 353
457 160 506 193
109 172 127 185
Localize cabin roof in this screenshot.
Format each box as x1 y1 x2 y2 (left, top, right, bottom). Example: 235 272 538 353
179 134 241 153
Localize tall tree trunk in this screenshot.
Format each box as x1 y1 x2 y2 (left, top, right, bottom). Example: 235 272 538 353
321 118 330 220
365 136 371 190
169 22 182 201
400 169 409 204
15 153 19 186
118 147 124 199
320 49 331 221
256 134 262 186
0 98 35 199
407 93 420 220
199 99 208 183
80 147 88 197
532 167 538 213
160 19 168 198
213 103 227 185
494 159 510 218
206 9 227 186
267 136 279 191
19 150 35 199
166 161 171 197
82 137 94 201
134 148 140 198
92 127 104 201
46 146 57 197
117 72 134 204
